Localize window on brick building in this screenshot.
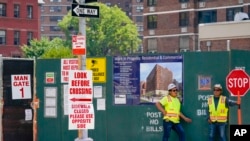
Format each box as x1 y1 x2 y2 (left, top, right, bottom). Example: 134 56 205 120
226 7 243 21
50 0 62 2
136 16 143 22
41 16 45 22
50 6 62 12
147 15 157 29
41 26 44 32
147 0 156 6
248 5 250 17
147 38 157 53
14 4 20 18
27 5 33 19
179 12 189 27
50 16 62 22
67 6 71 11
136 6 143 12
198 10 217 23
0 30 6 45
14 31 20 45
0 3 6 17
179 36 189 51
179 0 189 2
50 26 61 31
137 25 143 32
27 32 33 45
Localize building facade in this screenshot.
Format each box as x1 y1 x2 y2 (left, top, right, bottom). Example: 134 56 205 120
143 0 250 53
0 0 42 57
40 0 71 40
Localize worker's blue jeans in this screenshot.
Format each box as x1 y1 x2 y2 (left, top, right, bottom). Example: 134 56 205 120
208 122 227 141
162 120 185 141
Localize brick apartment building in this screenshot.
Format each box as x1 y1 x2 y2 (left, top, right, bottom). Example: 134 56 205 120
0 0 43 57
143 0 250 53
40 0 71 40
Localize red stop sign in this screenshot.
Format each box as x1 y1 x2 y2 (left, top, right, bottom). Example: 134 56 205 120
226 69 250 96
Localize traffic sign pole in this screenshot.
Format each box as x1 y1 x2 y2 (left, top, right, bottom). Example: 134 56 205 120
226 69 249 125
78 0 87 140
237 91 242 125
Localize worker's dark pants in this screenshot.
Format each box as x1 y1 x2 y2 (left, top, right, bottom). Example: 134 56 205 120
162 120 185 141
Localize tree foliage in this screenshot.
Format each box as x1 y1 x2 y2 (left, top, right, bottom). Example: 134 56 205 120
58 2 141 56
21 37 50 58
21 37 74 58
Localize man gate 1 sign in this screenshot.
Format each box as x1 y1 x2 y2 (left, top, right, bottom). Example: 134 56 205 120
226 69 250 96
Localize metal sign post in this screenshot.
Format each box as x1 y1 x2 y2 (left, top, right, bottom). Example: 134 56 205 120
72 0 98 140
77 0 87 141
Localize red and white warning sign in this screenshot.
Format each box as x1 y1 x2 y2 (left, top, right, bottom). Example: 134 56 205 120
72 35 86 55
11 74 31 99
61 58 78 83
68 70 94 129
68 103 95 130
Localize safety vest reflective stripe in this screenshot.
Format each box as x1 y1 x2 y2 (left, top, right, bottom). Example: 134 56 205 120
166 113 178 117
210 116 227 120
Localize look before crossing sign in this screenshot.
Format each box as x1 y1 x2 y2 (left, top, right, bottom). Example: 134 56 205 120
11 74 31 99
68 70 95 130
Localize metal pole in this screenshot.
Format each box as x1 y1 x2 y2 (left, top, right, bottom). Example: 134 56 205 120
76 0 88 140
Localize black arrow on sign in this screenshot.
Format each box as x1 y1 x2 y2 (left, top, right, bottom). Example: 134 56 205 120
73 0 98 4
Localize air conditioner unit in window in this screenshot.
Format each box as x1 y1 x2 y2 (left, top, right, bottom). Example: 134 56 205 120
180 49 189 52
149 30 155 35
148 50 157 53
181 3 188 9
38 0 45 5
238 0 244 4
199 2 206 8
149 7 155 12
181 27 187 33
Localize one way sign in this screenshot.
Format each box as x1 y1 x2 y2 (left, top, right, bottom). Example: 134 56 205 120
72 4 99 18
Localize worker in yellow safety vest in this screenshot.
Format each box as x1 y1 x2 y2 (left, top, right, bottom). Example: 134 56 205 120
207 84 240 141
155 83 192 141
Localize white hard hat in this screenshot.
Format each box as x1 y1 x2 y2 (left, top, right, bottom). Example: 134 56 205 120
214 84 222 89
168 83 176 91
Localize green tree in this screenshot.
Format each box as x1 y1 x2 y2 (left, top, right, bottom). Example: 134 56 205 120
21 37 74 58
21 37 50 58
40 38 75 58
58 2 141 56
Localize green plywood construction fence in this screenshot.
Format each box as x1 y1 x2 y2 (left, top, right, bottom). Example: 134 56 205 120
36 50 250 141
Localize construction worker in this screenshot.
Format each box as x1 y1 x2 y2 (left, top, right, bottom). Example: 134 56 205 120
207 84 240 141
155 83 192 141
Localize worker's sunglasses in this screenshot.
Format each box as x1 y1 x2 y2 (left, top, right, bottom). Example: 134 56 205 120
213 89 221 91
169 89 178 92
